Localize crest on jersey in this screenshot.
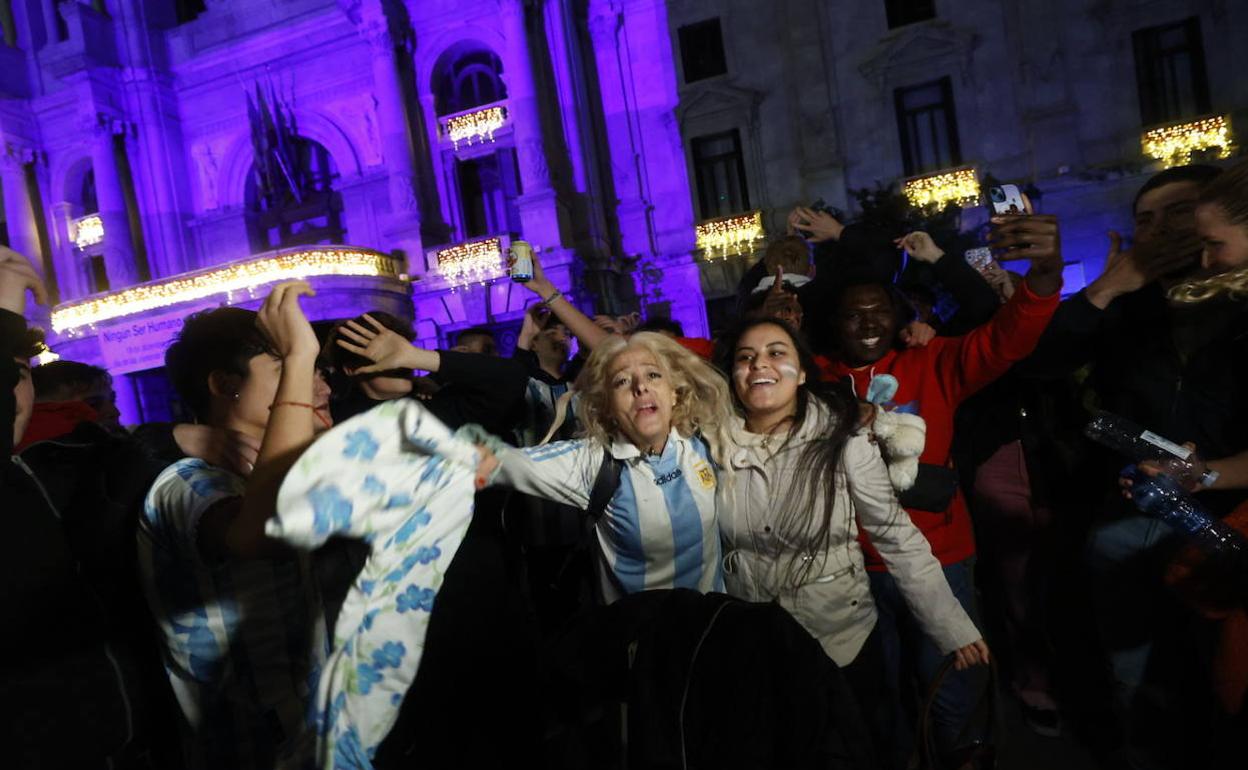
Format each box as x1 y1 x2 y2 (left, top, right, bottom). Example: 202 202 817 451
695 462 715 489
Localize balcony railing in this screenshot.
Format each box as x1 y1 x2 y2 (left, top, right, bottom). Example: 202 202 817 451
695 210 764 259
51 246 401 334
1142 115 1234 168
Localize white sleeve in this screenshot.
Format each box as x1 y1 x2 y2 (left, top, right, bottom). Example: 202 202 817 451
493 439 601 509
843 433 981 653
144 460 244 564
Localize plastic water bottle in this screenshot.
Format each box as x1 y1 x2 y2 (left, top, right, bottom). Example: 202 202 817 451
1121 465 1247 567
1084 412 1203 488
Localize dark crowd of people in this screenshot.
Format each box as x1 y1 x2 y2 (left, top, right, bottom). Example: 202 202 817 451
4 159 1248 770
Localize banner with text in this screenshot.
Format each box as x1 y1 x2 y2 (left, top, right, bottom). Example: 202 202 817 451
98 303 218 375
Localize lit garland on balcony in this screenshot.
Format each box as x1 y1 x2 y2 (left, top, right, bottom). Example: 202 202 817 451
695 211 764 258
903 167 980 212
72 214 105 250
1142 115 1234 168
435 238 504 286
444 106 507 149
51 247 400 333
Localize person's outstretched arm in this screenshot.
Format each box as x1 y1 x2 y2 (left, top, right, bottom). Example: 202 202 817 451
335 314 529 432
521 252 610 351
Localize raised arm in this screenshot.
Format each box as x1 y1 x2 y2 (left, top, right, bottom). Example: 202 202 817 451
491 439 600 508
202 281 323 560
0 248 48 459
931 214 1064 399
335 313 528 431
897 231 1001 334
522 252 610 351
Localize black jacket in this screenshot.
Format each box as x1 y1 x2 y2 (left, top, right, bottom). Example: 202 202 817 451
1 308 184 768
541 589 875 770
331 350 528 438
1023 284 1248 514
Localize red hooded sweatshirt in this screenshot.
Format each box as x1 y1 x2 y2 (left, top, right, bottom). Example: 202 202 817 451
14 400 99 452
821 281 1060 568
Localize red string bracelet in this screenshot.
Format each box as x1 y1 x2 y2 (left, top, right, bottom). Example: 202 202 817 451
270 401 332 429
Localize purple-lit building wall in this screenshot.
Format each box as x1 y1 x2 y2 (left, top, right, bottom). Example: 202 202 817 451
4 0 1246 426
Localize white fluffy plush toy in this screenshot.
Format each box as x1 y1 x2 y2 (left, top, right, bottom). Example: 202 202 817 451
871 407 928 492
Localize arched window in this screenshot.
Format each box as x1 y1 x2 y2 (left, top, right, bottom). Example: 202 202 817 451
81 170 98 214
245 137 344 251
433 47 506 115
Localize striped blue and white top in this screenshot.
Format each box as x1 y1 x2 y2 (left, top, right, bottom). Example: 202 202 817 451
495 429 724 603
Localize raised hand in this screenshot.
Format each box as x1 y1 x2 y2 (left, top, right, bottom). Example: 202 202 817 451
0 247 49 313
989 213 1063 296
258 281 319 361
522 249 558 301
335 313 420 374
899 320 937 348
791 206 845 243
173 424 261 476
895 231 945 264
756 266 804 328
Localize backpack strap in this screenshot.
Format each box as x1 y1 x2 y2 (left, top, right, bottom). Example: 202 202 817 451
585 446 625 523
552 446 625 606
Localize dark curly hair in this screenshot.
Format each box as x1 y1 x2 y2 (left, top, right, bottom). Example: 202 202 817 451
165 307 279 422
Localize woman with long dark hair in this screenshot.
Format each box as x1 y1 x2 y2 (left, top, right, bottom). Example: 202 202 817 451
716 317 987 758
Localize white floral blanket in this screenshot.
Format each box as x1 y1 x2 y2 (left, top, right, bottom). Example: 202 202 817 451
270 399 481 769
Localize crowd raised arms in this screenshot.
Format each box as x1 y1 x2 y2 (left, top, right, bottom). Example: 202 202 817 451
3 159 1248 769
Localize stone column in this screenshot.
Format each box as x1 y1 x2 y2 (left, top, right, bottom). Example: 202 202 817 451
500 0 564 249
49 201 83 300
586 0 705 336
0 145 41 262
360 18 424 268
89 114 139 288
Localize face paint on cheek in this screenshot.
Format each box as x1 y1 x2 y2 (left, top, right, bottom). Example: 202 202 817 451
777 363 801 380
732 364 752 388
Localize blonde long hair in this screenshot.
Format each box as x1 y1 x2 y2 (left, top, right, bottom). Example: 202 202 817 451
1168 264 1248 304
1169 159 1248 305
573 332 734 467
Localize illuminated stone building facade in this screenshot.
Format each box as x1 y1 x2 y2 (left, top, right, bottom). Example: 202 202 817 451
4 0 1244 422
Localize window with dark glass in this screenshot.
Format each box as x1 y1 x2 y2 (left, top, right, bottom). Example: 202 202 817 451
692 130 750 219
435 50 507 115
246 138 344 251
1133 17 1210 126
678 19 727 83
176 0 207 24
894 77 961 176
885 0 936 29
0 1 16 46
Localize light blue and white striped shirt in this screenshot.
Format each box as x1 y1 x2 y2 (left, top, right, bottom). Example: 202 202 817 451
495 429 724 602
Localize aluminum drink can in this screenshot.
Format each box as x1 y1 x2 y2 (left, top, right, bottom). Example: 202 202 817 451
509 240 534 282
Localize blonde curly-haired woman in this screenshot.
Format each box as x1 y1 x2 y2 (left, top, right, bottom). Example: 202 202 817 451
488 330 735 602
